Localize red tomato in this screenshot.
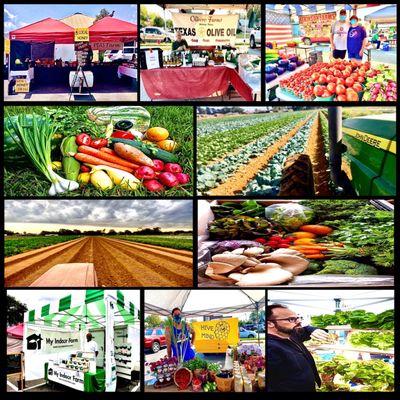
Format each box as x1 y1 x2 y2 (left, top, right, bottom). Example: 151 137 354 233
336 84 346 95
346 89 359 101
357 76 365 83
327 82 336 94
336 78 346 86
336 94 347 101
311 73 320 81
342 70 351 78
352 83 363 93
313 85 325 97
326 75 336 83
321 90 332 98
345 77 355 87
318 74 327 84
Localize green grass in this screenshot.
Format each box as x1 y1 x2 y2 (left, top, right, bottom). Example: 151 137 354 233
4 106 193 197
115 235 193 251
4 235 80 257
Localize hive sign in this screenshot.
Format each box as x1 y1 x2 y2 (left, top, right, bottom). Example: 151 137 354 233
172 13 239 46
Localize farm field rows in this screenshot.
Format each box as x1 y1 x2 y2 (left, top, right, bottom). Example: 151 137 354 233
5 235 81 257
5 236 193 287
114 235 193 251
197 110 332 196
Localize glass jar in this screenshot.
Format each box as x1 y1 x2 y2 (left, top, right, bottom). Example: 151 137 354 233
243 377 253 392
234 374 243 392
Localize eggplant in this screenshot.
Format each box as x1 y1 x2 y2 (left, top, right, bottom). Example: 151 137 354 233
266 73 278 83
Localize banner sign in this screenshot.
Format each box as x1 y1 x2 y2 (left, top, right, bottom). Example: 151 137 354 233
47 362 84 391
14 79 30 93
75 27 89 42
299 12 337 40
91 42 123 51
171 13 239 46
192 318 239 353
299 12 337 24
75 41 92 52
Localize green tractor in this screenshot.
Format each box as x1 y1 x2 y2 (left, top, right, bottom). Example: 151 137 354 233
342 113 396 196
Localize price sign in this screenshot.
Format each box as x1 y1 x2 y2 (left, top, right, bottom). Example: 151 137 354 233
75 27 89 42
15 79 30 93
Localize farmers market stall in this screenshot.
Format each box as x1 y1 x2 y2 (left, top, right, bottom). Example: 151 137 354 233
198 199 394 287
8 16 137 98
7 323 24 392
4 106 192 197
140 4 258 101
22 290 139 392
144 290 265 393
268 290 394 392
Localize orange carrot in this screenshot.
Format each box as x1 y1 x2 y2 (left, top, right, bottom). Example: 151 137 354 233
74 153 134 173
289 245 328 251
305 254 327 260
298 249 324 255
77 145 139 169
100 147 117 156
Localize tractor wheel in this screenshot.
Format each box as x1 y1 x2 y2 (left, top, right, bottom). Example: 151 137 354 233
279 154 315 196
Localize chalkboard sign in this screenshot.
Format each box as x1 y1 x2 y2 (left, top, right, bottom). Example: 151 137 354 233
74 41 91 52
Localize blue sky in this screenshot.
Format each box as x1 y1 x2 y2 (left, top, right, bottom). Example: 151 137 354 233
4 4 137 34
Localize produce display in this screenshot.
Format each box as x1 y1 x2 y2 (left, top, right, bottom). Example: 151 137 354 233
265 52 305 83
278 60 397 101
4 106 193 197
199 200 394 287
348 331 394 351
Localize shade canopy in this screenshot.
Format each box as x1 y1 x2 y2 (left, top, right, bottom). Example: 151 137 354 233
60 12 95 28
364 5 397 23
265 4 382 15
162 4 251 11
145 289 265 317
89 16 137 43
24 290 139 330
9 18 74 44
7 323 24 339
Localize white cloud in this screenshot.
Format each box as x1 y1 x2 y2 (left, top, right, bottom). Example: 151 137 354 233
4 21 16 29
4 8 16 19
19 21 28 27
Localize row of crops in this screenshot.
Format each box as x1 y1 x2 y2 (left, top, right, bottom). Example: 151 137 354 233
197 110 329 195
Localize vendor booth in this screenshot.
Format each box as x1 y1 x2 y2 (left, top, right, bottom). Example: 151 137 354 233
140 4 260 101
8 16 137 100
22 290 140 392
7 323 24 392
144 290 265 393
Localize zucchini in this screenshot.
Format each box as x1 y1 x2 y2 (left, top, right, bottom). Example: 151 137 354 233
87 106 151 132
110 138 178 163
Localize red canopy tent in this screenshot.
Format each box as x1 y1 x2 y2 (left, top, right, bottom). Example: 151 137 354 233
7 323 24 339
88 16 137 43
7 323 24 355
9 18 74 44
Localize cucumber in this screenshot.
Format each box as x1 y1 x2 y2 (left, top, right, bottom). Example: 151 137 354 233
110 138 178 163
87 106 151 132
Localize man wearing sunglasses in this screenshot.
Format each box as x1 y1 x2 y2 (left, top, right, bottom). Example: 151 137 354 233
267 304 330 392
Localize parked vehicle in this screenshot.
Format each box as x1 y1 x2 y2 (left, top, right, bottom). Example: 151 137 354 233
104 46 136 62
239 327 257 338
144 327 167 353
250 26 261 48
140 26 174 43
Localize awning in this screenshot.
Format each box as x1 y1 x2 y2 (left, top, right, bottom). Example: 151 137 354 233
145 289 265 317
9 17 74 44
7 323 24 339
364 5 397 23
24 290 139 330
162 4 251 11
89 17 137 43
266 4 353 15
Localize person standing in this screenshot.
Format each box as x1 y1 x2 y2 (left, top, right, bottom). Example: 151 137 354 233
347 15 368 60
267 304 330 392
330 9 350 59
84 332 99 358
172 31 189 52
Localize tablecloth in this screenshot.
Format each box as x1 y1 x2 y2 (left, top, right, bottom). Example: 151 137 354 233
141 66 253 101
84 369 105 392
117 65 137 79
9 68 34 82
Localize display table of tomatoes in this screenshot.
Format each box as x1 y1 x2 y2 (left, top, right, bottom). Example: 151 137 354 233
277 60 396 102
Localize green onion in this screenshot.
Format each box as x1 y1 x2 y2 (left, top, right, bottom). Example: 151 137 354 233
6 114 79 196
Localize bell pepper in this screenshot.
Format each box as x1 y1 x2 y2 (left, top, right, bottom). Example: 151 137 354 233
111 130 136 140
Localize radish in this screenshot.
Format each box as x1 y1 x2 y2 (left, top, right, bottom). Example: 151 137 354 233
135 166 155 180
164 163 183 173
159 172 179 187
144 179 164 192
175 173 190 184
152 159 165 172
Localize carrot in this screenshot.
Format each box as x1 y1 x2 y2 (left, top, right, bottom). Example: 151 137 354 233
297 249 324 255
299 225 333 236
77 145 140 169
114 142 154 167
100 147 117 156
74 153 134 173
289 245 328 251
305 254 327 260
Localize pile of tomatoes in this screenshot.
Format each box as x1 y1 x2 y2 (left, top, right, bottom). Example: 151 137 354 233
280 59 381 101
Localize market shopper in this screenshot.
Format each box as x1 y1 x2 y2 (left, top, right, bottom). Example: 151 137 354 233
347 16 368 60
267 304 330 392
372 31 382 49
84 333 99 357
172 31 189 52
330 9 350 59
166 307 196 361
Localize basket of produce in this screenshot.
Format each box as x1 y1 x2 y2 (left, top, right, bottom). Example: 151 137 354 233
215 372 234 392
174 367 192 390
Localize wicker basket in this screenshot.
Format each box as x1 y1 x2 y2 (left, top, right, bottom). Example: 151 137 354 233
173 367 193 390
215 375 234 392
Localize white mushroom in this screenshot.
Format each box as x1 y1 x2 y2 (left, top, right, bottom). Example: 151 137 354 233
211 254 247 267
205 266 236 283
242 259 259 268
261 254 309 275
208 262 241 274
229 264 293 286
231 248 245 255
243 247 265 257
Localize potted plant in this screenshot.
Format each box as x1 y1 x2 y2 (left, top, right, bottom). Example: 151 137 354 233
207 362 221 382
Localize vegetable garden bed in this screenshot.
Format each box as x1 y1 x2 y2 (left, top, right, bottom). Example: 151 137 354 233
4 106 193 197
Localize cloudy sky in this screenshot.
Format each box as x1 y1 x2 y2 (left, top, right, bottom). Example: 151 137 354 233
4 4 137 35
5 200 192 233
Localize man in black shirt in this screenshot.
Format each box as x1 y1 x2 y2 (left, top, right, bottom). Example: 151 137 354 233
267 304 330 392
172 31 189 51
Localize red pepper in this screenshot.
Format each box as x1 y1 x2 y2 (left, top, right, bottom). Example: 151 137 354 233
76 133 92 146
278 244 290 248
80 165 91 172
90 138 109 149
254 238 267 244
111 130 136 140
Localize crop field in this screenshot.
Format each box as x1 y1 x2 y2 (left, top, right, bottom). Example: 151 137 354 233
114 235 193 251
197 110 332 196
5 235 80 257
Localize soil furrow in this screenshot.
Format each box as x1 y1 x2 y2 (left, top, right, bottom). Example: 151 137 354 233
100 238 192 286
208 114 314 196
5 238 92 287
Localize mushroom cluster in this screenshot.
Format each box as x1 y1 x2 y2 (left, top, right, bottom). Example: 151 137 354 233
206 248 309 286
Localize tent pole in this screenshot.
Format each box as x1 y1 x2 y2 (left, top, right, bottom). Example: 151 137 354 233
164 7 167 32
